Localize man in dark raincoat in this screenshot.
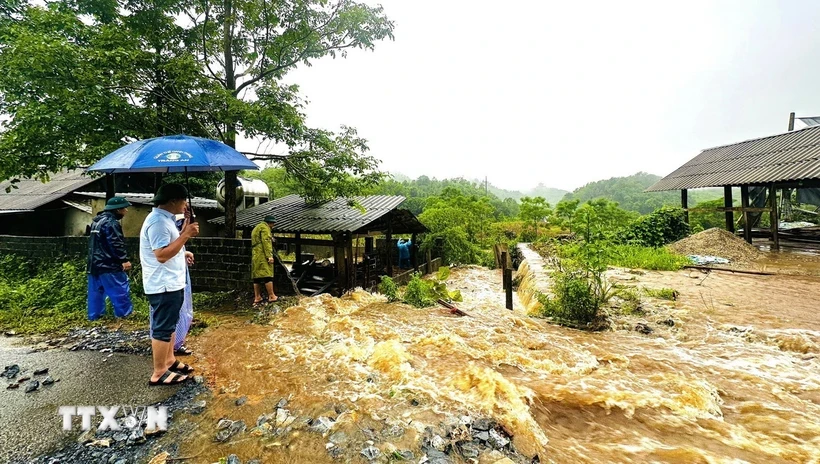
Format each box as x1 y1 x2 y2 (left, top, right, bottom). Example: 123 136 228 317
251 215 278 305
87 196 134 320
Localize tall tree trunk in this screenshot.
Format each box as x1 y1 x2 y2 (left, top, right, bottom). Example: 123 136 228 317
223 0 237 238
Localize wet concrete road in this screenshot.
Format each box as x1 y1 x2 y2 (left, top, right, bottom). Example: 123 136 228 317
0 336 177 463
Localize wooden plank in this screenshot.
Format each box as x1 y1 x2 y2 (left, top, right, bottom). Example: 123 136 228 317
684 265 775 276
685 207 771 213
724 186 734 233
274 236 335 247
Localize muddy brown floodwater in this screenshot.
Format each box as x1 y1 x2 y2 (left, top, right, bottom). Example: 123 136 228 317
181 256 820 463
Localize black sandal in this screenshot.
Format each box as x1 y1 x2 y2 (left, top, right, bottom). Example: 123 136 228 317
170 360 194 375
148 370 187 386
174 346 193 356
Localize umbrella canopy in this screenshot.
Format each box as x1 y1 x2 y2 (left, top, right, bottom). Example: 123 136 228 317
86 134 258 173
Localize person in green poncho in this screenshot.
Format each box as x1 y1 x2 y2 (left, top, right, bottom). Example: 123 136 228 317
251 215 278 305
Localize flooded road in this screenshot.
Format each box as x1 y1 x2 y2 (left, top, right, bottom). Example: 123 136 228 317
0 337 177 463
184 255 820 463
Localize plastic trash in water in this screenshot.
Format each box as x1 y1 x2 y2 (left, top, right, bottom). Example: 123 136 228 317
688 255 730 265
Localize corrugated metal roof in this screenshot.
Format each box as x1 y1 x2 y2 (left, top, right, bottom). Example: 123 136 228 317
62 199 92 214
0 170 100 211
76 192 220 210
209 194 421 234
797 117 820 127
647 125 820 192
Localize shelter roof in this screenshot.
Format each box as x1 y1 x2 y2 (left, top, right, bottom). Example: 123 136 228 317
210 194 427 235
76 192 220 210
648 125 820 191
0 170 99 211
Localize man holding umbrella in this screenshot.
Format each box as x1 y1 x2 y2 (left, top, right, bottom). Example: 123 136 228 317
140 184 199 386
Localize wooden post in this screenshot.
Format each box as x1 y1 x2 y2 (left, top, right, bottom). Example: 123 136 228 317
294 233 302 269
504 268 513 310
724 186 734 233
411 232 418 273
347 233 354 289
425 249 432 274
741 185 752 244
770 185 780 251
225 171 238 238
105 174 115 200
501 251 508 291
364 237 373 254
681 189 689 223
334 234 346 288
385 217 393 277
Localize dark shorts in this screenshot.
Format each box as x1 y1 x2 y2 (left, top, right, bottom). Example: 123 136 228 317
253 277 274 284
147 289 184 342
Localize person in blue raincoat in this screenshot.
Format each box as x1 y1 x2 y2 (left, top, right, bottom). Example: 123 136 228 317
397 238 412 269
87 196 134 320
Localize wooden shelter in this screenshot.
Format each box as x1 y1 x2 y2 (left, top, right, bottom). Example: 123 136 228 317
648 122 820 250
210 194 428 293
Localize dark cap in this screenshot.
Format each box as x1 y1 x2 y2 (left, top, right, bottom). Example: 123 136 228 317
104 196 132 211
152 183 188 205
264 215 276 223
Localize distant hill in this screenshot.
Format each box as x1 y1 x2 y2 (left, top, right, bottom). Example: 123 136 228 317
485 183 568 205
563 172 722 214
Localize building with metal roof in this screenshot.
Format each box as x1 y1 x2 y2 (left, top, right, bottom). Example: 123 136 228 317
210 194 427 235
0 170 99 213
210 194 428 292
649 122 820 249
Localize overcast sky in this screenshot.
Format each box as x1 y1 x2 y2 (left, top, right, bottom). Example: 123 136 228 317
247 0 820 192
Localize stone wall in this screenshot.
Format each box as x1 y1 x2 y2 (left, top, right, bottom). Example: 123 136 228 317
0 235 253 293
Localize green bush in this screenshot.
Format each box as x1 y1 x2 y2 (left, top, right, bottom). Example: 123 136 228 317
0 255 149 334
642 287 678 300
378 276 400 302
620 206 690 247
535 267 605 325
403 274 435 308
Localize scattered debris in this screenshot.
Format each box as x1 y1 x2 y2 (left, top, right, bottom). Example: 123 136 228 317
24 380 39 393
1 364 20 379
634 323 654 335
33 368 49 376
235 396 248 406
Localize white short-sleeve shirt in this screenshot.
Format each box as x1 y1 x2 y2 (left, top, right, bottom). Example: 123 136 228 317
139 207 186 294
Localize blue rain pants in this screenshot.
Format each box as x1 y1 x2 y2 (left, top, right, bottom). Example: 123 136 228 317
87 272 133 320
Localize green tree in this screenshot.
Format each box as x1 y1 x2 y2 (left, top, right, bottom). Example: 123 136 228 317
0 0 393 206
554 199 580 232
519 196 551 237
418 188 494 265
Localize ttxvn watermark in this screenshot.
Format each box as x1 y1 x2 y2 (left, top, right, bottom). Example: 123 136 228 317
58 406 168 431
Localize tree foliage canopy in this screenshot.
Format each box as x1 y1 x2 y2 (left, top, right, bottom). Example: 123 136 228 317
0 0 393 203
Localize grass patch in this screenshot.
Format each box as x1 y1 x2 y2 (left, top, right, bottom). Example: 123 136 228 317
642 287 679 301
0 255 149 334
605 244 690 271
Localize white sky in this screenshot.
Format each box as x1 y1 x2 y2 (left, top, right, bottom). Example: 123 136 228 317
249 0 820 192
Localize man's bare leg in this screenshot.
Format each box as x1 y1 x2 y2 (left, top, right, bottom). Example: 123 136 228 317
253 283 262 303
151 338 183 381
166 332 176 368
265 281 277 301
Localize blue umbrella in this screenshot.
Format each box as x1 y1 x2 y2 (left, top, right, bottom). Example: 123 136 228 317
87 134 259 221
86 134 258 173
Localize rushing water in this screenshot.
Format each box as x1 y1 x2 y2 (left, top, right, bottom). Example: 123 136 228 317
183 254 820 463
